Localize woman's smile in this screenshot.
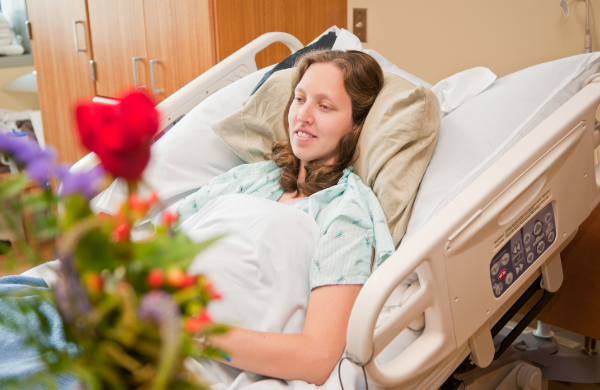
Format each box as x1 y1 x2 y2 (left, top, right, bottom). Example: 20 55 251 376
294 129 317 141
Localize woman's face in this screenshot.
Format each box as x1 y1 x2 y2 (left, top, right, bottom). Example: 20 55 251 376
288 62 354 165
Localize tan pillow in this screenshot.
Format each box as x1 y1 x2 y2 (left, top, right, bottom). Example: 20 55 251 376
213 69 440 246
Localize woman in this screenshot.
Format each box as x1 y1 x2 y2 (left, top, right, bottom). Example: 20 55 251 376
177 50 394 385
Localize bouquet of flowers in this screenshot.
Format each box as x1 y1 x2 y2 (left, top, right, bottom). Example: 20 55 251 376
0 91 225 389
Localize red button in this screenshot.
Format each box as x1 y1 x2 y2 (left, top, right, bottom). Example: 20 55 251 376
498 269 507 280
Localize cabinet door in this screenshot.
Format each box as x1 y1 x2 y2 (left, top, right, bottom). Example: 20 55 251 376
88 0 149 97
143 0 217 102
27 0 95 163
214 0 347 69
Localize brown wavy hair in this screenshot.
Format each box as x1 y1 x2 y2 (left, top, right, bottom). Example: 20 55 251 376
271 50 384 196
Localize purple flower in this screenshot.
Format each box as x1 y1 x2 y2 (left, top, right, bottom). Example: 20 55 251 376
0 133 57 184
54 255 93 324
26 158 52 183
55 164 104 199
138 290 182 389
138 290 181 324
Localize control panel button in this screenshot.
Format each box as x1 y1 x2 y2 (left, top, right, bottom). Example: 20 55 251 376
524 233 531 244
495 283 503 295
537 240 545 254
548 231 555 242
491 263 500 276
527 253 534 263
499 269 507 280
513 242 522 254
534 221 543 235
516 264 524 275
545 213 552 223
501 253 510 265
505 272 514 284
513 253 523 266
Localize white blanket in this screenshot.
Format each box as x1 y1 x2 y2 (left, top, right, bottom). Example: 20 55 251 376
24 194 419 389
180 194 379 390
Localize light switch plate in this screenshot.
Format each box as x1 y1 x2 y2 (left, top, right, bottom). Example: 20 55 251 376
353 8 367 42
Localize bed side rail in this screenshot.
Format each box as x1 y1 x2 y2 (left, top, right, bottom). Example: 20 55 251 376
346 79 600 388
71 32 303 174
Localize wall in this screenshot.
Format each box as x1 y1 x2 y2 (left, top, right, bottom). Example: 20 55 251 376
347 0 600 85
0 65 39 111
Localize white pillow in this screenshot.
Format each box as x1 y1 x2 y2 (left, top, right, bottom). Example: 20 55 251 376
432 67 497 118
402 53 600 244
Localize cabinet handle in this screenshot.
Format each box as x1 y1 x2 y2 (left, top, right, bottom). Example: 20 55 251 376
90 60 96 81
25 20 32 40
72 20 86 52
150 59 161 94
132 57 144 89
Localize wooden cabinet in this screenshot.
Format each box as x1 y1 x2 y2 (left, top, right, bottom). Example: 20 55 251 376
214 0 347 69
27 0 95 164
87 0 149 98
27 0 346 164
88 0 217 103
143 0 217 102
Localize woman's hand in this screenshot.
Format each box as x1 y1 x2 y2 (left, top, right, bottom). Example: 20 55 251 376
204 284 362 386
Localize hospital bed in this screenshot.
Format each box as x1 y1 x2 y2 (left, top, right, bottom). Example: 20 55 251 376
70 31 600 390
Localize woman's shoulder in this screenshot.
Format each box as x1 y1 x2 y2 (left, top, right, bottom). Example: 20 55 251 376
342 172 379 206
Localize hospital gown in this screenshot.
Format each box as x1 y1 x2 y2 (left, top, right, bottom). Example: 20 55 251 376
177 160 395 290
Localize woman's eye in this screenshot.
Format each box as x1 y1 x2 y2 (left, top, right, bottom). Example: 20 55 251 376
294 97 304 103
321 105 330 110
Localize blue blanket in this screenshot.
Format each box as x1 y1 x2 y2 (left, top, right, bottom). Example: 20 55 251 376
0 275 78 389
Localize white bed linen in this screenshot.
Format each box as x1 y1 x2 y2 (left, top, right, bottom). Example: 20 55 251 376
179 194 420 390
403 52 600 245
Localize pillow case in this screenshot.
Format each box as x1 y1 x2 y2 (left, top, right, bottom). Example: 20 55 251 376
213 69 441 245
402 52 600 245
432 67 497 118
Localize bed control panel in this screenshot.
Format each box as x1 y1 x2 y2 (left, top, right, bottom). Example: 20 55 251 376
490 203 556 298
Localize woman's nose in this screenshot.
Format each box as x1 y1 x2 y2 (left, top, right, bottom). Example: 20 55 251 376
297 103 313 125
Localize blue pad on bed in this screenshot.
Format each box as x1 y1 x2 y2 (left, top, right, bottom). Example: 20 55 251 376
0 275 78 389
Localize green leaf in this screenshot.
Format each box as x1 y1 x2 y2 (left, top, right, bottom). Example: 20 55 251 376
133 233 221 270
75 230 120 273
0 174 27 199
63 195 93 229
22 191 56 211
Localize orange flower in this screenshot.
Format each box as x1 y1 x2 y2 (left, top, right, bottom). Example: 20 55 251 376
84 272 104 293
111 220 130 242
184 310 212 333
146 191 159 206
147 268 165 288
167 268 188 288
162 210 178 227
129 193 149 213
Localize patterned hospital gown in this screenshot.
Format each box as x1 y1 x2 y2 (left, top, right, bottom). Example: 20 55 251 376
176 160 395 290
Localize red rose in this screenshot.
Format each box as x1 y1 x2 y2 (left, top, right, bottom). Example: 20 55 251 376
75 91 158 180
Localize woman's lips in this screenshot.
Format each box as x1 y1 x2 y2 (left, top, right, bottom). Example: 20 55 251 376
294 129 316 142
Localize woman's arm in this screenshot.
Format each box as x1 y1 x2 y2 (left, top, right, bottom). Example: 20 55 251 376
206 284 362 386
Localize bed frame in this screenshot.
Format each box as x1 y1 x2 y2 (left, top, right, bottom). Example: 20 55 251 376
71 32 600 390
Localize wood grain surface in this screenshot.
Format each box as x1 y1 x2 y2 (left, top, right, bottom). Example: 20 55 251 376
88 0 149 97
214 0 347 69
143 0 217 103
27 0 95 164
